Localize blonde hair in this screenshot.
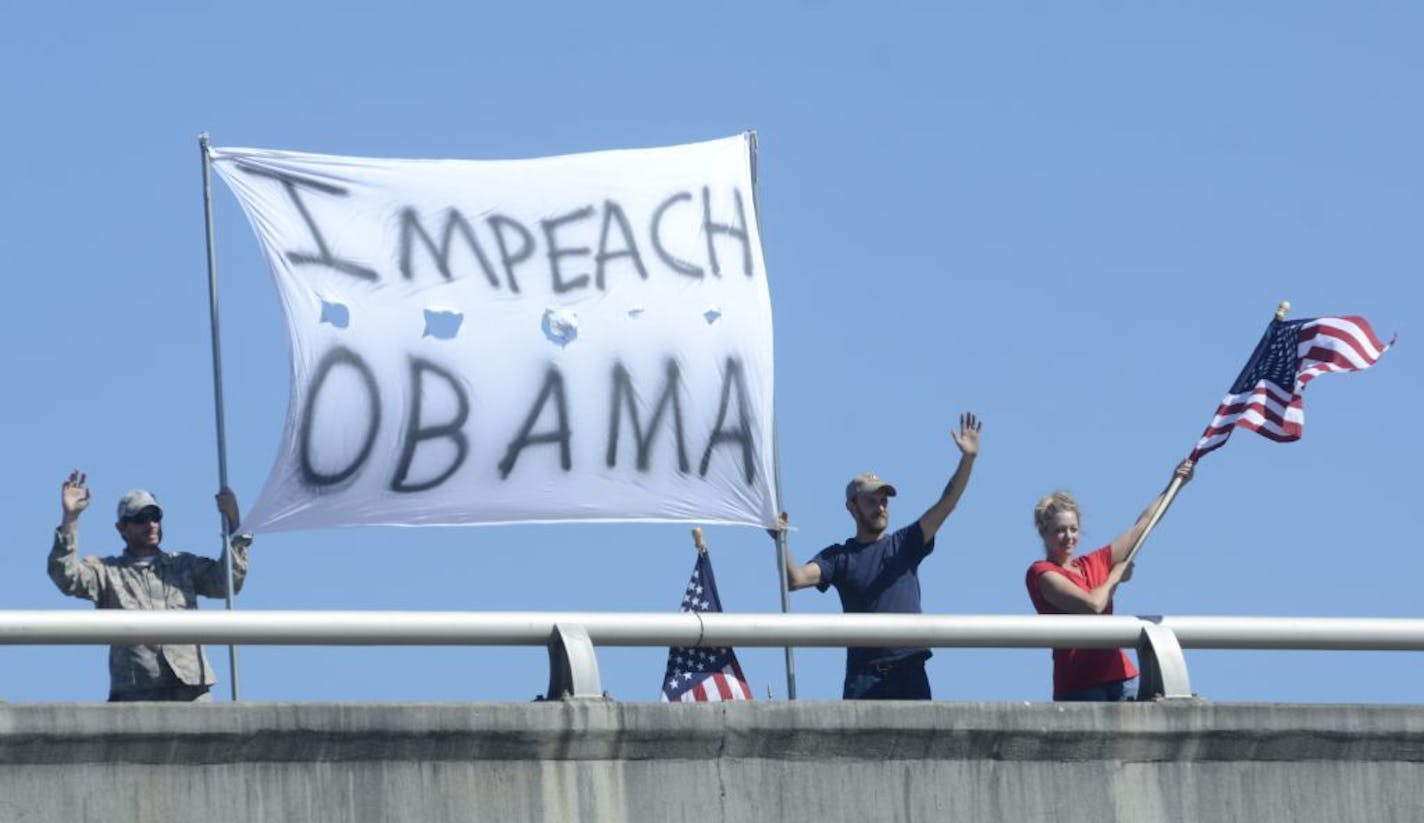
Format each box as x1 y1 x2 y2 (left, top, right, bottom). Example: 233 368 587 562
1033 490 1081 538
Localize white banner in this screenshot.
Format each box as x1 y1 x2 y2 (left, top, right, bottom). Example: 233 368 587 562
211 135 777 533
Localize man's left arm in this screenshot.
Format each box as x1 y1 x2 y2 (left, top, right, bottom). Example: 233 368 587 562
917 412 982 543
193 488 251 597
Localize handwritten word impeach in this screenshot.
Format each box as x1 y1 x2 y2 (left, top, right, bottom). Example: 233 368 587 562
297 347 758 493
236 165 755 295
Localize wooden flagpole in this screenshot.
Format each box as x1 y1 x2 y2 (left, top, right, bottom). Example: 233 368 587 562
1124 300 1290 565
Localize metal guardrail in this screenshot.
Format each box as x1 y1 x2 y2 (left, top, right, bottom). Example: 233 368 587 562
2 611 1421 700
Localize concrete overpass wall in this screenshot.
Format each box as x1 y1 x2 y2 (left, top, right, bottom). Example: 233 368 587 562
1 701 1421 822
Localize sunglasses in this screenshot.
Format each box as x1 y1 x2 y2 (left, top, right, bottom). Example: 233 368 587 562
123 510 163 525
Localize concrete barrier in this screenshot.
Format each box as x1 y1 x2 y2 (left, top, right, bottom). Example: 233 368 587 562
1 701 1421 822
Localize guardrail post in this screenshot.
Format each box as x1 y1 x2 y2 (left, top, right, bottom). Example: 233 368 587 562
1137 621 1193 700
543 623 605 700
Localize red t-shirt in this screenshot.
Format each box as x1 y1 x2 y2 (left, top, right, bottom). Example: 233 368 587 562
1025 544 1138 698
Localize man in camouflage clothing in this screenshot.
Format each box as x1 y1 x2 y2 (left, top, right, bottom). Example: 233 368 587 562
48 470 252 701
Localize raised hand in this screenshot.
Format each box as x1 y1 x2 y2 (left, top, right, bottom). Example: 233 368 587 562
766 511 789 541
215 487 241 533
951 412 982 459
61 469 91 525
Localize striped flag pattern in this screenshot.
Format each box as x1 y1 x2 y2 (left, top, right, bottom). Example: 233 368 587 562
661 549 753 702
1191 315 1392 460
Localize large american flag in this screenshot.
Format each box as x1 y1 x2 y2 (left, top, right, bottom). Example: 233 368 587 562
1191 314 1392 460
661 550 753 702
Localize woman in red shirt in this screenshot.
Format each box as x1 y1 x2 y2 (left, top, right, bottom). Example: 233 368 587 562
1025 460 1194 701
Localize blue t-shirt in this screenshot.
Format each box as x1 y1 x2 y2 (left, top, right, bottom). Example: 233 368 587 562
811 521 935 670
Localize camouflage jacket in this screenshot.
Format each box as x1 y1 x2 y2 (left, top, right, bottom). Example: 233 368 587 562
47 528 251 697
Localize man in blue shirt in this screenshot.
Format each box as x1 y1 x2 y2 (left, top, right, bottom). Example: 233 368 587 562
783 412 981 699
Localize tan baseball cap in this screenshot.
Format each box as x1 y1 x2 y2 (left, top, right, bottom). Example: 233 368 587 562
845 472 897 501
116 489 162 521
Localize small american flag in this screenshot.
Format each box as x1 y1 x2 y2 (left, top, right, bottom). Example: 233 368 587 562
661 549 753 702
1191 314 1392 460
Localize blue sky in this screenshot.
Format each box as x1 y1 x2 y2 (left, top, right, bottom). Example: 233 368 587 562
1 2 1418 703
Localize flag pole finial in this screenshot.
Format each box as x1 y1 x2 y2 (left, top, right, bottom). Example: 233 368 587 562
1275 300 1291 321
691 527 707 553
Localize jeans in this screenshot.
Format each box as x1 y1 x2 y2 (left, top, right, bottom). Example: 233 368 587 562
843 653 932 700
1057 676 1138 702
109 684 212 702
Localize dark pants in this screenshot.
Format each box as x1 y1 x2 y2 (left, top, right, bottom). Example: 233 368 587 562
109 684 212 702
843 653 932 700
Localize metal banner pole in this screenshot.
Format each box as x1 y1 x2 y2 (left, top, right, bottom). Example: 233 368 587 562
772 435 797 700
198 132 241 701
747 129 797 700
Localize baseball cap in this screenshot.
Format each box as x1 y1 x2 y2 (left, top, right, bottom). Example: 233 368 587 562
116 489 162 521
845 472 897 501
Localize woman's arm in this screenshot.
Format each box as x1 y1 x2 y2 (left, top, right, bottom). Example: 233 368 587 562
1109 459 1194 564
1036 562 1133 615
